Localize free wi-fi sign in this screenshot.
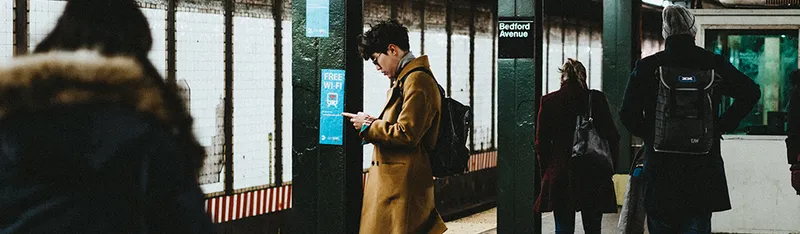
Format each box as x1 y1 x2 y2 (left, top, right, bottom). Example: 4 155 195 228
498 17 535 59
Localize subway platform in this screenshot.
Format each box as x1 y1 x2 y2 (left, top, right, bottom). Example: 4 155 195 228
445 208 628 234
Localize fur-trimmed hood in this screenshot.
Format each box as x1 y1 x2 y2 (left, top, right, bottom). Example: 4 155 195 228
0 50 169 123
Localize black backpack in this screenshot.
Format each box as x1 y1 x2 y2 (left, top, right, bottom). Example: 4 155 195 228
653 64 717 155
392 67 472 177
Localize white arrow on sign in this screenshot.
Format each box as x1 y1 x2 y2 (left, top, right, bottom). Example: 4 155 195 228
321 135 326 141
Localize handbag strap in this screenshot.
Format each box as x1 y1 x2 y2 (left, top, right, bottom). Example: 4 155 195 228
377 67 435 119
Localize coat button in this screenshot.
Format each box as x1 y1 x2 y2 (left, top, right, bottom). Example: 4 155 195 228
376 161 380 166
371 161 375 166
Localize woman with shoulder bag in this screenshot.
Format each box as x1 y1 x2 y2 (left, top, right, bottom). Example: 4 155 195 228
534 59 620 234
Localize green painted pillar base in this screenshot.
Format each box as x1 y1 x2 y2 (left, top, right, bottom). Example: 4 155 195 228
497 0 542 233
602 0 639 174
291 0 363 233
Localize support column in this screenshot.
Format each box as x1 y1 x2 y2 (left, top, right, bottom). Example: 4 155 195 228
291 0 363 233
223 0 234 195
497 0 542 233
446 0 453 94
166 0 177 84
468 0 476 151
273 0 285 187
13 0 28 56
603 0 639 173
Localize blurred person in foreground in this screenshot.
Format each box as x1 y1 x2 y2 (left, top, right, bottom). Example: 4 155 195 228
0 0 213 232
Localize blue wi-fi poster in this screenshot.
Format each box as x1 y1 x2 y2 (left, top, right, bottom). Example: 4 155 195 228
319 69 345 145
306 0 329 37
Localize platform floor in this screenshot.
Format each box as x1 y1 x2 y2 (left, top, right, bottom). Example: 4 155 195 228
444 207 642 234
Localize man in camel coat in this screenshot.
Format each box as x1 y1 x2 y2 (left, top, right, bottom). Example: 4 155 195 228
343 19 447 234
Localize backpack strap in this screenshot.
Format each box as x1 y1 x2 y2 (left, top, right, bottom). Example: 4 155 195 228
377 67 437 119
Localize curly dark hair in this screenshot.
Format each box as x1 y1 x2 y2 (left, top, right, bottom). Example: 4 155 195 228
358 19 410 61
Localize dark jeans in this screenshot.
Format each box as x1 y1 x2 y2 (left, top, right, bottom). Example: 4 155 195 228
647 212 712 234
553 210 603 234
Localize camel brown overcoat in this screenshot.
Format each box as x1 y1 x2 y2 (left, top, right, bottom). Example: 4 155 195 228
359 56 447 234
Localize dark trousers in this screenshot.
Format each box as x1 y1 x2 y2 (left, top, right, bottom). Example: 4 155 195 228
553 210 603 234
647 212 712 234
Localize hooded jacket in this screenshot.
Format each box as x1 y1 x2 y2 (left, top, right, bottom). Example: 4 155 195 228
0 50 213 233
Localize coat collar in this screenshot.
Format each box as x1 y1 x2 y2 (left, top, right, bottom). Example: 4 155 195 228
392 56 431 88
377 56 433 118
0 50 170 124
665 34 696 52
395 51 416 76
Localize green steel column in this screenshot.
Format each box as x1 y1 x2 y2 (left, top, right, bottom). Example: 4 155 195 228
166 0 176 84
602 0 639 173
497 0 542 233
223 0 234 196
13 0 28 56
291 0 364 233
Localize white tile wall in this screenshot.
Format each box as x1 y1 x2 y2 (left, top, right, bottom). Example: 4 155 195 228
0 1 13 63
564 25 578 63
141 8 167 78
543 23 604 93
493 37 498 150
281 20 293 183
409 31 421 56
546 24 564 94
176 12 226 193
18 2 166 75
28 0 66 50
450 34 471 148
641 37 664 59
589 30 603 91
541 26 549 92
450 35 470 103
473 37 494 151
232 17 275 189
424 30 447 86
577 25 592 79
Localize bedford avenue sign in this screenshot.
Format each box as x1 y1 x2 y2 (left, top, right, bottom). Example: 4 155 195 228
498 17 534 58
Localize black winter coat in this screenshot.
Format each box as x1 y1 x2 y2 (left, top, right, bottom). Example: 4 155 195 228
788 80 799 164
620 34 761 216
0 50 213 233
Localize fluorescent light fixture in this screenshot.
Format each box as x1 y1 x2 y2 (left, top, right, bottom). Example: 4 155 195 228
643 0 664 6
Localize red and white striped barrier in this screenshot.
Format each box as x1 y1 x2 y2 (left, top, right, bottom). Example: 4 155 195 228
205 151 497 223
467 151 498 172
204 184 292 223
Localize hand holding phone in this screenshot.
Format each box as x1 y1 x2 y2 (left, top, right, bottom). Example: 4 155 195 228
342 112 376 130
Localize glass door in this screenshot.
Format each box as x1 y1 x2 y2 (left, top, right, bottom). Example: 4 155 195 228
705 30 798 135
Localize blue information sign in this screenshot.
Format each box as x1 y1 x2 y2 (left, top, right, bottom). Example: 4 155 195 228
319 69 345 145
306 0 329 37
